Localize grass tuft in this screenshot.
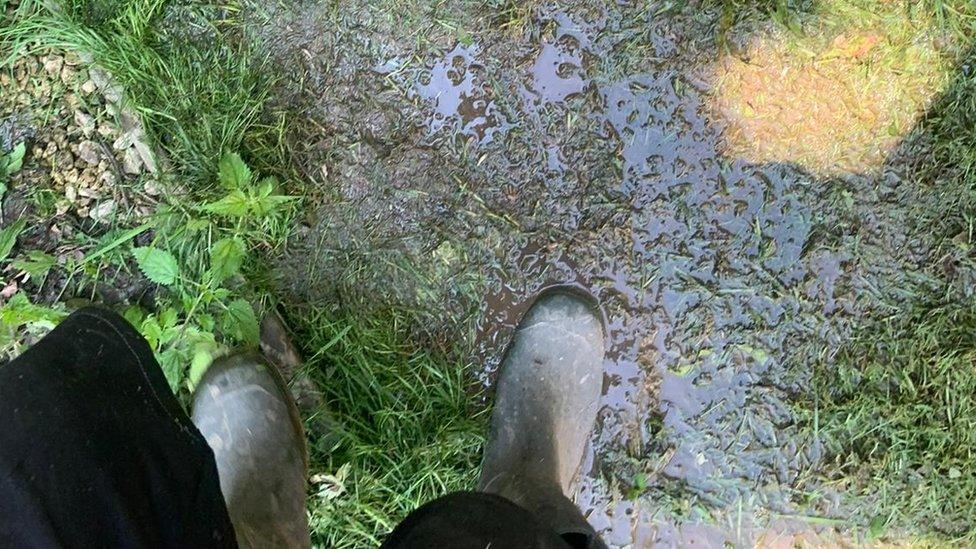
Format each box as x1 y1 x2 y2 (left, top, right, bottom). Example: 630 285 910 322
808 297 976 541
284 303 485 548
1 0 279 192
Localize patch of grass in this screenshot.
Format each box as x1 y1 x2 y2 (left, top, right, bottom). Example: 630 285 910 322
287 303 485 547
709 0 976 175
1 0 279 190
807 298 976 542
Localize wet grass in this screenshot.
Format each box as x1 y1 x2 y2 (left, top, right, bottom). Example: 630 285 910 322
762 0 976 543
705 0 976 543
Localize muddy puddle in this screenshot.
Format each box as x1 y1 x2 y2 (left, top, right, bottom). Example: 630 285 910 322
264 1 937 545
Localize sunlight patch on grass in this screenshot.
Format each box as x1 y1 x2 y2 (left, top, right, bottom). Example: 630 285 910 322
710 4 954 175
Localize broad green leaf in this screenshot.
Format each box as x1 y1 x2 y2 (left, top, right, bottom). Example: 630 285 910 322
223 299 259 345
197 312 216 331
7 142 25 173
252 177 295 216
123 305 146 328
140 316 163 350
210 237 246 281
158 348 182 392
257 176 278 198
0 292 65 328
0 218 27 263
202 190 250 217
253 194 295 217
133 247 180 285
159 307 179 328
187 344 214 391
12 250 55 280
219 152 251 189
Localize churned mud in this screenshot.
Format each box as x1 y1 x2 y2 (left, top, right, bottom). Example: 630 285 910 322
261 1 953 545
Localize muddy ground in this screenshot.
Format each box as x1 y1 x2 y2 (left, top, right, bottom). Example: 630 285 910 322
256 1 960 545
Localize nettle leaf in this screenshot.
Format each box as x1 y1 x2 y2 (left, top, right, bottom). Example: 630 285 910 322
202 190 250 217
223 299 259 345
158 348 183 392
253 194 295 217
0 292 65 328
12 250 55 280
209 237 246 281
257 176 278 198
140 316 163 350
253 176 296 216
0 218 27 263
187 345 213 390
133 247 180 286
159 307 179 329
123 305 146 328
219 152 251 190
7 142 25 173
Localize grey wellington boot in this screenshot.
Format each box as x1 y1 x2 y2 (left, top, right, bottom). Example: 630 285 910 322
479 289 605 544
191 354 311 548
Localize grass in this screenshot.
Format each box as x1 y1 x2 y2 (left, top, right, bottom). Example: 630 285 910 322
705 0 976 543
751 0 976 543
1 0 486 545
807 299 976 541
286 304 485 547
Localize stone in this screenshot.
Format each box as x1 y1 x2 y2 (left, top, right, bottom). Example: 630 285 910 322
63 168 79 185
77 140 100 165
89 199 117 223
112 130 134 151
122 147 142 174
77 186 98 199
89 66 122 103
99 171 117 187
43 56 63 75
74 111 95 136
143 179 162 196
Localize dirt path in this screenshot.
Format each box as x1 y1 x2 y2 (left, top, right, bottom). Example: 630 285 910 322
262 1 941 544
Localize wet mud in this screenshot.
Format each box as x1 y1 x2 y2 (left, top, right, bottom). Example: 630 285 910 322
263 1 940 545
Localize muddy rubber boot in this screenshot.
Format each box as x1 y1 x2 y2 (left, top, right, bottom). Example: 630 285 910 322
479 289 606 547
191 354 311 549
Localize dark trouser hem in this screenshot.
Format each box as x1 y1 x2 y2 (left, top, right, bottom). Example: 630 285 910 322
0 307 236 548
381 491 607 549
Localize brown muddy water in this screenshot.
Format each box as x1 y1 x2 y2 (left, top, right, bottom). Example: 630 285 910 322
264 1 936 545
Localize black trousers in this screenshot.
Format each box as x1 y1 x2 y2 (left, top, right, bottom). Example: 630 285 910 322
0 308 596 548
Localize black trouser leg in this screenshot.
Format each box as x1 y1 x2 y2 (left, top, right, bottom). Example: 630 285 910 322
0 307 237 548
381 491 607 549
